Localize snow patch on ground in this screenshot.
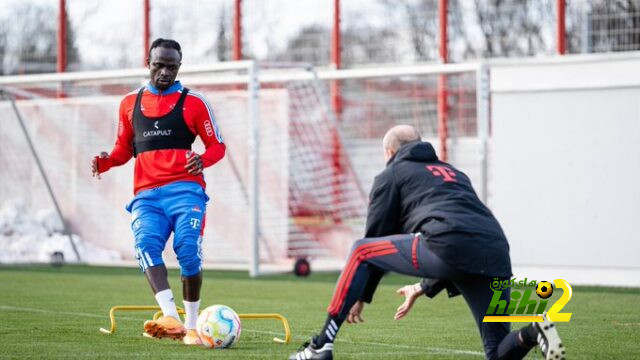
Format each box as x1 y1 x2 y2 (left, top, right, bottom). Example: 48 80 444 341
0 198 121 264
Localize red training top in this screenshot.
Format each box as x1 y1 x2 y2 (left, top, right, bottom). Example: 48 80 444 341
102 81 225 194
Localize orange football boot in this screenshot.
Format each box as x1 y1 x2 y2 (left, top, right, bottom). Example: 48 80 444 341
143 315 186 340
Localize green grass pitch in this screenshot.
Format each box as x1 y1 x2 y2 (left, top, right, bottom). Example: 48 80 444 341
1 265 639 359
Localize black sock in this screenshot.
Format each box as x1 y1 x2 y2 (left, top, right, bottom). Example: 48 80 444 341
520 324 539 346
316 262 372 347
315 315 343 347
497 329 536 360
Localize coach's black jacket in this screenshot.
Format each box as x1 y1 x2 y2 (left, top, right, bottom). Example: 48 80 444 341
364 141 512 278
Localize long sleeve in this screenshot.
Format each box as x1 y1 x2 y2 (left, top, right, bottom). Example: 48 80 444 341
113 99 134 163
364 168 401 238
360 167 401 303
97 98 134 173
186 93 226 167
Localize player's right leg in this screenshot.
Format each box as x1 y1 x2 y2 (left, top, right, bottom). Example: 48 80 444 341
453 274 565 359
495 318 565 360
127 192 186 340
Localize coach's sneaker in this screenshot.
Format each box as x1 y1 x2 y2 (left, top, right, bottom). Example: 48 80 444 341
183 329 203 346
143 315 186 340
288 336 333 360
534 316 565 360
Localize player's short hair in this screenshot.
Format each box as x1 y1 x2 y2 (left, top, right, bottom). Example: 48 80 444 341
148 38 182 60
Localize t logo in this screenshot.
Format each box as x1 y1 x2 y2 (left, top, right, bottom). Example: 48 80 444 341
190 218 201 229
426 165 457 182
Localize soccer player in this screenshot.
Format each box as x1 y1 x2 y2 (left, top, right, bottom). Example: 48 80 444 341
91 38 225 345
290 125 563 360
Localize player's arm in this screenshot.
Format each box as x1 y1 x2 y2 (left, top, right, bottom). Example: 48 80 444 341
184 94 226 175
91 99 134 179
364 168 401 238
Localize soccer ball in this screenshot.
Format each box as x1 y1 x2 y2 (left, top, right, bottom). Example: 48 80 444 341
196 305 242 349
536 281 554 299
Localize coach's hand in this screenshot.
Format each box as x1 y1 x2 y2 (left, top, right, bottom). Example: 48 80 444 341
347 300 365 324
91 152 109 180
185 151 204 175
394 283 424 320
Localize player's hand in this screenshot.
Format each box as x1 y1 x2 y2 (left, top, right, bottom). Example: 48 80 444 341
91 152 109 180
185 151 203 175
347 300 365 324
394 283 424 320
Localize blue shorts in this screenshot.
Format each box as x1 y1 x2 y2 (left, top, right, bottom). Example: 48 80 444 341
126 181 209 276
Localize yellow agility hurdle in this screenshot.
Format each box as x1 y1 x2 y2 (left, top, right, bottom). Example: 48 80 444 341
99 305 291 344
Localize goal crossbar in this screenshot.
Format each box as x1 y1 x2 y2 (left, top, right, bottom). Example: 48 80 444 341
0 61 482 86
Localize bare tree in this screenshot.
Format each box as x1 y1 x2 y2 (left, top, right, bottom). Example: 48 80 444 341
470 0 552 58
10 3 56 74
215 5 229 61
65 4 80 68
376 0 556 61
342 25 400 66
273 22 400 66
568 0 640 53
274 25 331 64
379 0 439 61
1 2 79 74
0 24 6 75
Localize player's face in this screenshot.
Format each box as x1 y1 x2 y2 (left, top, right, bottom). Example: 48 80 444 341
148 47 181 91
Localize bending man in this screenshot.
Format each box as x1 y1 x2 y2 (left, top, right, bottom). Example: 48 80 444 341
290 125 563 360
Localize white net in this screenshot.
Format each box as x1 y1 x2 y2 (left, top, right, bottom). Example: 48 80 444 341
0 62 485 274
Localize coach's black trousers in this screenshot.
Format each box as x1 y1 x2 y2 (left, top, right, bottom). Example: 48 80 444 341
327 233 511 360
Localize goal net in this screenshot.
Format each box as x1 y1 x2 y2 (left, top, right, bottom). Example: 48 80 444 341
0 61 487 275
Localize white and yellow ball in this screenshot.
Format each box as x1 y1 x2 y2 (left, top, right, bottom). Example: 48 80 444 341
196 305 242 349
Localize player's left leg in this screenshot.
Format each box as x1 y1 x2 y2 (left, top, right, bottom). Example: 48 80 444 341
290 233 448 360
127 189 186 339
451 275 512 359
163 181 208 345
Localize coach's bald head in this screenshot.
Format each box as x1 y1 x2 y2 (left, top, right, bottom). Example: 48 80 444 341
382 125 421 163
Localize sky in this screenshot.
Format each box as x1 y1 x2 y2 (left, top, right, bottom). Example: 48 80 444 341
0 0 562 72
1 0 393 69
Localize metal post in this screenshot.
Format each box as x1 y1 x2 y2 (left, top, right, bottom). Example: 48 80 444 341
248 60 260 277
330 0 343 223
581 4 591 54
330 0 342 115
10 98 81 262
57 0 67 73
438 0 449 161
143 0 150 66
438 0 449 64
557 0 566 54
475 65 490 204
233 0 243 60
